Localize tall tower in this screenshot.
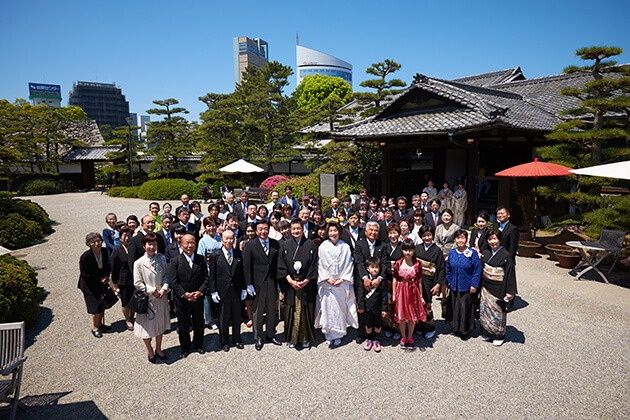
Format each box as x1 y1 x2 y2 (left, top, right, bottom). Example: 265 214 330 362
233 36 269 84
296 45 352 86
68 81 130 128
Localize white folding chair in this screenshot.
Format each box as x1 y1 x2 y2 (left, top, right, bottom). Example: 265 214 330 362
0 322 26 420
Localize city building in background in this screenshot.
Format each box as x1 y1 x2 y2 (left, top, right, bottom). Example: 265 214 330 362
28 82 62 107
68 81 130 128
140 115 150 141
296 45 352 86
233 36 269 84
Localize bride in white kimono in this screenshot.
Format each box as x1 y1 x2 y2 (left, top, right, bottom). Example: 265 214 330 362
314 222 359 347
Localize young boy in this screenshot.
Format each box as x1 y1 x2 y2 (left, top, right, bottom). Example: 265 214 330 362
357 257 388 352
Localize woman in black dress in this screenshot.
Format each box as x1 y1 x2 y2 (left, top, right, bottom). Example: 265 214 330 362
414 225 446 338
78 232 112 338
469 210 491 255
479 229 517 347
111 226 134 330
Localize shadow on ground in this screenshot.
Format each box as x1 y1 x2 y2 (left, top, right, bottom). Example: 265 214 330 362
25 306 53 349
15 391 106 420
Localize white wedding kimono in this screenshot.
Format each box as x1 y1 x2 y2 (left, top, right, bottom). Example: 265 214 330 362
314 239 359 340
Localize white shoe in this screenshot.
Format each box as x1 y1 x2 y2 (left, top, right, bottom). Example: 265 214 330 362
333 339 341 346
211 324 218 330
424 330 436 339
481 335 491 342
492 339 504 347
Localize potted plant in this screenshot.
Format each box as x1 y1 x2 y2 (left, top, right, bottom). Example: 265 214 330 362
544 244 576 261
518 240 542 258
555 250 581 269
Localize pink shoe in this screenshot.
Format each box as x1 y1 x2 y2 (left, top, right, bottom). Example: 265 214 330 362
363 339 373 351
372 340 381 352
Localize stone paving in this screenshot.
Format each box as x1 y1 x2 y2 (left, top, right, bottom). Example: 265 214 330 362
10 193 630 419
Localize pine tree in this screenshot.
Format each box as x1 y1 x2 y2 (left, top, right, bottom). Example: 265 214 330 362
356 59 406 115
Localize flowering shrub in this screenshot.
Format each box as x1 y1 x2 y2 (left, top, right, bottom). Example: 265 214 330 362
259 175 290 190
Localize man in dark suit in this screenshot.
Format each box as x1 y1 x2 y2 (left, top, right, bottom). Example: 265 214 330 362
156 214 174 248
378 208 395 241
341 211 364 252
424 199 442 230
496 207 519 262
164 225 185 263
324 197 341 219
393 196 410 222
234 191 250 221
353 221 389 344
496 206 519 311
225 213 243 241
298 208 316 240
171 208 199 239
208 230 246 351
168 234 209 357
128 214 165 272
242 220 281 350
239 203 258 232
174 194 191 217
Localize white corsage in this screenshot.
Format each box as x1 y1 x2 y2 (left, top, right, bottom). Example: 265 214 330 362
463 249 473 258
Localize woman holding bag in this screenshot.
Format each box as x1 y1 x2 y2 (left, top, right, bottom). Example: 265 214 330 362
133 232 171 363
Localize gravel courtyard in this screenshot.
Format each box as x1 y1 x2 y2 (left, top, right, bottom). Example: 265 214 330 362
10 193 630 419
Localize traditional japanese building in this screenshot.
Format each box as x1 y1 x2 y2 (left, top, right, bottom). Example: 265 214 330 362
329 67 595 224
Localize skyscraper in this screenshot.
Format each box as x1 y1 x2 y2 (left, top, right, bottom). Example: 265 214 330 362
233 36 269 84
296 45 352 86
68 81 130 128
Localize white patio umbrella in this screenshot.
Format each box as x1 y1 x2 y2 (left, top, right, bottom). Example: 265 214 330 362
219 159 265 173
569 160 630 180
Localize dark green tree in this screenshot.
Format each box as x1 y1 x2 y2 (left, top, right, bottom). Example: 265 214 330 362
145 98 196 178
537 46 630 237
356 59 406 115
102 124 142 185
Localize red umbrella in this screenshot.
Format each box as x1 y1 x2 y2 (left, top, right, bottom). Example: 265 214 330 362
495 158 572 177
495 158 573 236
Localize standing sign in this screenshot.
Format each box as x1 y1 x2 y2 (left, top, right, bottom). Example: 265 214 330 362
319 174 337 197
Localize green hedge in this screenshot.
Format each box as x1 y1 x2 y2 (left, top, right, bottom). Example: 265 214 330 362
107 186 139 198
137 179 198 200
0 213 44 250
0 255 46 327
21 178 65 195
7 199 53 234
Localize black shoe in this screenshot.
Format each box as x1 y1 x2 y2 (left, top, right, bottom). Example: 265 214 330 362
195 347 206 355
180 351 190 359
235 342 244 350
148 355 157 364
301 341 311 349
91 329 103 338
355 336 365 344
255 339 264 351
270 337 282 346
222 345 230 352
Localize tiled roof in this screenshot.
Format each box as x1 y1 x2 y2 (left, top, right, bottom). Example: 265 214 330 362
332 69 601 139
62 120 105 146
452 67 525 87
64 146 121 161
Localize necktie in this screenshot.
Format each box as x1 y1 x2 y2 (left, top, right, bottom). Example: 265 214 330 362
227 251 233 265
262 241 268 255
434 214 438 225
369 243 375 257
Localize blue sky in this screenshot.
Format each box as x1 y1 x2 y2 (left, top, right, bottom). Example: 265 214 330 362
1 0 628 121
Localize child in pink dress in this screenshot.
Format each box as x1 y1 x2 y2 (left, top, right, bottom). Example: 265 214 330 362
392 239 427 350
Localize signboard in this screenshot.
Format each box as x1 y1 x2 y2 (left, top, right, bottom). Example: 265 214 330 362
28 83 61 100
319 173 337 197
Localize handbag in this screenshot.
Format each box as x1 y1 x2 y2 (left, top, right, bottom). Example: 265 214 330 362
99 286 119 310
128 289 149 314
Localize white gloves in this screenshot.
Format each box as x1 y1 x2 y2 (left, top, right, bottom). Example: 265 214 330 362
211 292 220 303
240 290 247 301
247 285 256 296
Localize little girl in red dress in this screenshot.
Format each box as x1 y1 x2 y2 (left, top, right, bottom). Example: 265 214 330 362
392 239 427 350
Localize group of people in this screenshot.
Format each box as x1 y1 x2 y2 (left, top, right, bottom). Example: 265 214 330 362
78 182 519 363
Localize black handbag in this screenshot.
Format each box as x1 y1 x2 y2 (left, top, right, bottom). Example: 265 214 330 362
128 289 149 314
99 287 119 310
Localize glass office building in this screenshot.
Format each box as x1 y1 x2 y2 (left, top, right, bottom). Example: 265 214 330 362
296 45 352 86
68 81 130 128
233 37 269 84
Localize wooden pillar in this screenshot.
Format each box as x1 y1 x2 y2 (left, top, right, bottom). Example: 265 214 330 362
382 145 392 197
466 140 479 226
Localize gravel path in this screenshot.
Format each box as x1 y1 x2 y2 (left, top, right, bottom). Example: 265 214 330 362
11 193 630 419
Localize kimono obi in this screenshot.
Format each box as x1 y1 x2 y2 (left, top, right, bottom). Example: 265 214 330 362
418 258 436 278
482 265 504 283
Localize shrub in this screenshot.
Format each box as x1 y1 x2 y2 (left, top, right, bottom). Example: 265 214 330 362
137 179 198 200
21 178 65 195
107 186 139 198
260 175 290 190
273 175 320 201
0 213 44 249
7 199 53 234
0 255 46 327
